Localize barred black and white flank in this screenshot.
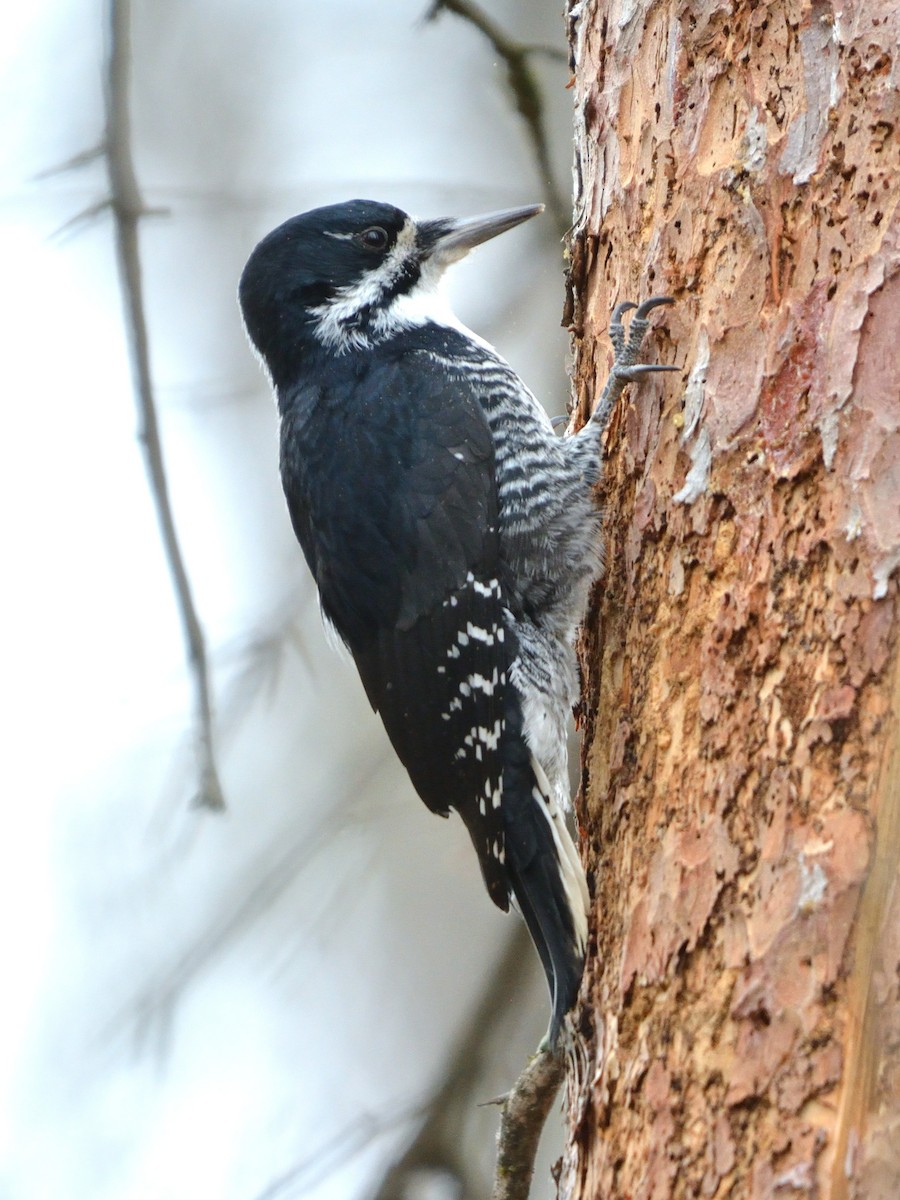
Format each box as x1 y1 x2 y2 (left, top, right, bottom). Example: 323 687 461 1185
239 200 673 1043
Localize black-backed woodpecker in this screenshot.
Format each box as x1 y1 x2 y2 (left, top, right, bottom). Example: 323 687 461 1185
239 199 674 1043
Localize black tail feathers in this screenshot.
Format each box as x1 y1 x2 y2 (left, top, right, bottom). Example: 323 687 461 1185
502 709 588 1044
506 836 586 1043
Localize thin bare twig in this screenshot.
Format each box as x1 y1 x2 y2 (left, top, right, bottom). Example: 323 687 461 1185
426 0 569 236
50 198 113 242
491 1044 566 1200
104 0 224 810
33 143 106 179
257 1097 428 1200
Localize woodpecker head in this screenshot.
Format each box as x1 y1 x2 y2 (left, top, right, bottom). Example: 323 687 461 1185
239 198 543 381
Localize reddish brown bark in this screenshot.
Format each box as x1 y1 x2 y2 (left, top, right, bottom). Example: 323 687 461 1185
563 1 900 1196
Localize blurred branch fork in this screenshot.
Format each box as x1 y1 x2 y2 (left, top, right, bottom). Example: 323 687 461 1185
425 0 569 235
371 925 563 1200
92 0 224 810
257 928 565 1199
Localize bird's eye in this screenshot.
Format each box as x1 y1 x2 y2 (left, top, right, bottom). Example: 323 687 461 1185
359 226 389 251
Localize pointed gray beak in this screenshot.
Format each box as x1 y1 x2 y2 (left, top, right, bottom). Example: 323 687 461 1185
421 204 544 265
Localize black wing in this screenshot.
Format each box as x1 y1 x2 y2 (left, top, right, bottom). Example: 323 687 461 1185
280 350 512 908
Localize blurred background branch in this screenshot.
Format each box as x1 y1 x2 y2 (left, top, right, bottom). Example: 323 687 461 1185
425 0 570 236
105 0 224 810
370 925 535 1200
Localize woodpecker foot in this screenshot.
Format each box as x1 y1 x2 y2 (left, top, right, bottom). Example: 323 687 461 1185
592 295 677 432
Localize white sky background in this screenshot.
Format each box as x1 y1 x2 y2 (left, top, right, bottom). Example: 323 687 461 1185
2 2 573 1197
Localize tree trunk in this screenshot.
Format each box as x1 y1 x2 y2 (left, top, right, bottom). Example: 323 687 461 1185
563 2 900 1197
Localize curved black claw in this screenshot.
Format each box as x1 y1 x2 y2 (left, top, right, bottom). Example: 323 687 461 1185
634 295 675 319
609 301 637 353
611 300 639 322
617 363 680 381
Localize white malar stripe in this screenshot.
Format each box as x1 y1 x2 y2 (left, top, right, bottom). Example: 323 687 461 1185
381 256 499 355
